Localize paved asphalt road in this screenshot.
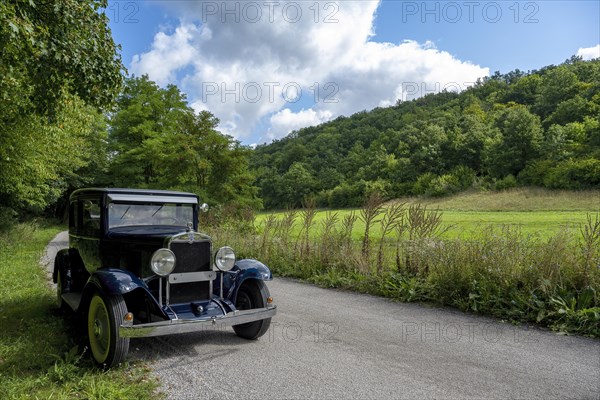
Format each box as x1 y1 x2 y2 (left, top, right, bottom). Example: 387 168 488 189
45 232 599 399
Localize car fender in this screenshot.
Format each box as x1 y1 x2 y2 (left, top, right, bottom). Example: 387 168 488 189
88 269 147 295
53 249 71 283
54 248 88 293
227 259 272 302
79 269 147 313
79 269 167 319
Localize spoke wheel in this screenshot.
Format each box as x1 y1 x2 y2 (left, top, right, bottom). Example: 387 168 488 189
87 292 130 367
233 280 271 340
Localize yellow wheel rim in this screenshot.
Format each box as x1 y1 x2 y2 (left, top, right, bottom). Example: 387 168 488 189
88 294 110 363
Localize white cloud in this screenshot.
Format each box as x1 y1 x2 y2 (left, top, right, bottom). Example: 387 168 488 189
577 44 600 61
131 1 489 142
131 23 202 86
268 108 334 141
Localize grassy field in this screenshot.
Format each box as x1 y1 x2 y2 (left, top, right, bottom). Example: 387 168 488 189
0 222 159 399
256 188 600 239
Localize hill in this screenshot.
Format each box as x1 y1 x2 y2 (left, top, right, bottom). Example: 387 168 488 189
251 57 600 209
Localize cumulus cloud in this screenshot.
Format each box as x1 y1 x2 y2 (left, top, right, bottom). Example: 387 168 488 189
577 44 600 61
268 108 334 140
130 1 489 142
131 23 202 86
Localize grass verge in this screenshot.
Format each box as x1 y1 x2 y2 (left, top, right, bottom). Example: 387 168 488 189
0 222 160 399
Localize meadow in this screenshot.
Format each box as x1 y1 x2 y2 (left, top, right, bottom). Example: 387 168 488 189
209 188 600 337
255 188 600 239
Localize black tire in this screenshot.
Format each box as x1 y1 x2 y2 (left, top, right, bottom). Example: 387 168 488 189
233 280 271 340
87 292 130 367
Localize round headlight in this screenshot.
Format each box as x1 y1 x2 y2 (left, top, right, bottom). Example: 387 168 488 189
151 248 176 276
215 246 235 271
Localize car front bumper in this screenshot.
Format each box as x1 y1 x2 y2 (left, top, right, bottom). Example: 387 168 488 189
119 305 277 338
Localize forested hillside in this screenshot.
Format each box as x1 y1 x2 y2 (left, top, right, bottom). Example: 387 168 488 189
251 57 600 209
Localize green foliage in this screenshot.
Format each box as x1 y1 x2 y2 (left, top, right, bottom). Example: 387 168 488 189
328 182 363 208
1 0 122 219
494 175 518 191
413 167 475 197
0 0 123 116
0 92 108 213
484 105 543 178
0 223 159 398
542 158 600 189
106 76 261 209
252 59 600 209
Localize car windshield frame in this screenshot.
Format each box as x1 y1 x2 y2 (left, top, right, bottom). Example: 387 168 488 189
108 201 195 229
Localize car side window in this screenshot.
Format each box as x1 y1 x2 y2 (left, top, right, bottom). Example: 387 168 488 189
69 200 79 230
81 199 101 236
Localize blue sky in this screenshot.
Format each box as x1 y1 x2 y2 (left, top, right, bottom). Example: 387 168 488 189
107 1 600 145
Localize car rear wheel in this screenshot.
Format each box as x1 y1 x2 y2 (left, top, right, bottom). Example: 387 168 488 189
233 280 271 340
87 292 130 367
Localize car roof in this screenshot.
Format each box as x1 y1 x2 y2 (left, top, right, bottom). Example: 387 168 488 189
70 188 199 201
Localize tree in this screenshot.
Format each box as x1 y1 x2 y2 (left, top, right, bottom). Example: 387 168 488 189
535 66 582 118
0 0 123 116
0 92 108 213
108 76 190 186
279 163 318 207
484 105 543 178
250 59 600 208
107 76 261 208
0 0 123 219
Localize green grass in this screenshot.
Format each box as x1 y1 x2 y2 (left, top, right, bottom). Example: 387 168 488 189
392 188 600 212
256 188 600 239
0 222 160 399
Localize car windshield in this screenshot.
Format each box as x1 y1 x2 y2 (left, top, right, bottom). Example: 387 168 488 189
108 202 194 228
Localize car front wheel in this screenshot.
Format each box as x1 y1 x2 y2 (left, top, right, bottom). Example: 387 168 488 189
87 292 130 367
233 280 271 340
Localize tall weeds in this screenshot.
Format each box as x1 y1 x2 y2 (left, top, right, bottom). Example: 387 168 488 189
377 202 405 274
298 199 317 256
210 205 600 337
359 193 383 267
320 211 339 266
580 213 600 287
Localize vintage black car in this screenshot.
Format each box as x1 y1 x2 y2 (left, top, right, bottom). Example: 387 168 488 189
53 188 276 367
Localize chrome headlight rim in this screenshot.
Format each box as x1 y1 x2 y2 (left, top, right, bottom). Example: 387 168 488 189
151 248 176 276
215 246 236 271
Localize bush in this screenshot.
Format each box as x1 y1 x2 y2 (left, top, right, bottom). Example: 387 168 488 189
413 167 476 198
0 207 18 231
544 158 600 189
389 181 415 198
518 160 554 186
412 173 437 195
426 174 461 197
495 174 518 190
329 182 364 208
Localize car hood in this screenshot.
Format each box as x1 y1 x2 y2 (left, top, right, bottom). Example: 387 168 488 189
106 226 188 243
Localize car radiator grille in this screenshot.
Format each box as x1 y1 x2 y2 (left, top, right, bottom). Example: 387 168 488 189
170 240 212 273
169 240 212 303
